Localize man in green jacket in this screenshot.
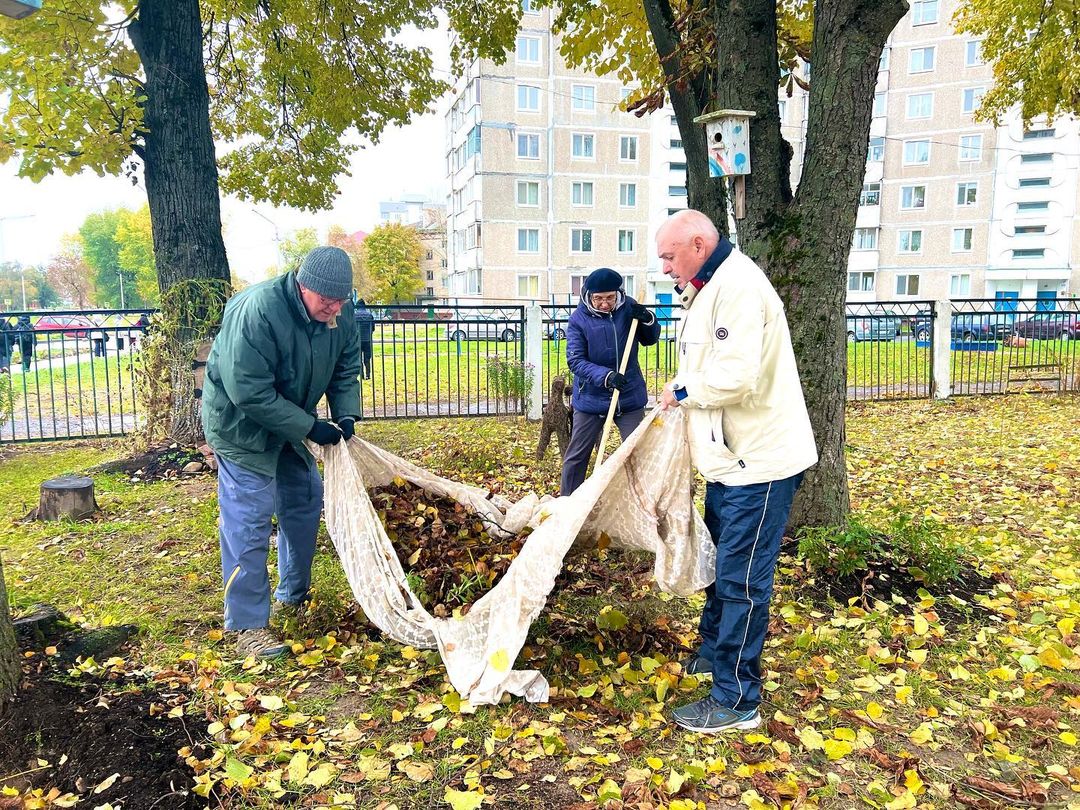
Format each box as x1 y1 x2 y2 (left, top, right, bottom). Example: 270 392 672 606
202 246 361 658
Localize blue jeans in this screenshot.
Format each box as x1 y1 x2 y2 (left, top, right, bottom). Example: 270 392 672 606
698 473 803 711
217 445 323 631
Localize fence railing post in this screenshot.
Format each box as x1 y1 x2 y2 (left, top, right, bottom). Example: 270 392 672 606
933 298 951 399
525 305 543 421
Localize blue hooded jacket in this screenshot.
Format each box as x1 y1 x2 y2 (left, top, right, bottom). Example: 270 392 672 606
566 290 661 415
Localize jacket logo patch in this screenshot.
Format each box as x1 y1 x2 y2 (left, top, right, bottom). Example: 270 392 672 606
715 327 729 340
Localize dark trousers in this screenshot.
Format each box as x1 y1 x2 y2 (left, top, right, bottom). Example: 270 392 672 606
360 341 373 379
559 408 644 495
698 473 803 711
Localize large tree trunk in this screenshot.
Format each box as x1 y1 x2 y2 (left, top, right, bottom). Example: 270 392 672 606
130 0 231 445
645 0 906 529
0 553 20 715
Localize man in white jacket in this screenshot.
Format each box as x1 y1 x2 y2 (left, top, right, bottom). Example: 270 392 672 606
657 209 818 734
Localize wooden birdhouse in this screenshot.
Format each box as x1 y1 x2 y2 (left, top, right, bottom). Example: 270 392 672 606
0 0 42 19
693 109 756 218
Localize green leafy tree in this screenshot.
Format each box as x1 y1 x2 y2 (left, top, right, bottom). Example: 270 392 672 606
78 209 154 309
0 262 61 309
327 225 371 300
534 0 905 528
954 0 1080 125
276 228 320 277
363 223 424 305
115 206 159 308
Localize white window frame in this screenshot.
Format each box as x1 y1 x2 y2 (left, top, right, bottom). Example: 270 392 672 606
860 182 881 207
516 84 540 112
619 134 639 162
515 35 541 65
909 46 936 74
961 87 986 114
621 274 636 297
896 274 921 296
617 229 636 254
952 227 973 253
900 185 927 210
848 271 876 292
619 182 637 208
873 92 887 117
903 139 931 165
570 274 588 297
516 180 540 207
956 182 978 206
517 273 540 298
912 0 938 25
571 181 594 207
853 227 879 251
867 136 885 162
570 227 594 254
959 134 983 162
571 132 595 160
571 84 596 112
516 227 540 254
516 132 540 160
950 273 971 297
521 0 539 14
965 40 983 66
906 92 933 119
898 229 923 254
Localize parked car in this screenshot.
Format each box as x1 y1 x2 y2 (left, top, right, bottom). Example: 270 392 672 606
32 314 96 338
546 325 567 340
1011 313 1080 340
444 318 519 342
913 313 1013 342
846 310 902 342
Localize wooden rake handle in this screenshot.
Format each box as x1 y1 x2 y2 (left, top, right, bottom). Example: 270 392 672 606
594 317 639 470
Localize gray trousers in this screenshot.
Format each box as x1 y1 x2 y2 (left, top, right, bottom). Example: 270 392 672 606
559 408 645 496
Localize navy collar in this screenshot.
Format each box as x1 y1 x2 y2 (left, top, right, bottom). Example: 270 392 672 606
675 237 734 294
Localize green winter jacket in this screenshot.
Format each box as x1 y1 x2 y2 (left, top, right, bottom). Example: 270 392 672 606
201 272 361 476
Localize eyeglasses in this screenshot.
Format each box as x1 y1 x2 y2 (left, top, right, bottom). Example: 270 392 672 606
591 292 618 304
300 285 347 307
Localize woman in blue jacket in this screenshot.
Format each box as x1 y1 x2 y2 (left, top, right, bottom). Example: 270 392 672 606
561 267 661 495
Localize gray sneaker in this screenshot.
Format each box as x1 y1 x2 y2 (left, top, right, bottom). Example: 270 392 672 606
236 627 288 659
672 695 761 734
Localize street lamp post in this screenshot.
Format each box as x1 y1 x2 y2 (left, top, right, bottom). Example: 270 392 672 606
251 208 284 273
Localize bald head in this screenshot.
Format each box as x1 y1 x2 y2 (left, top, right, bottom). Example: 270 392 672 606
656 209 721 287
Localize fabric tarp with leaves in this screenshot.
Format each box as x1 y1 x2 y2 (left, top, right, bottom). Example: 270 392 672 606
312 407 715 705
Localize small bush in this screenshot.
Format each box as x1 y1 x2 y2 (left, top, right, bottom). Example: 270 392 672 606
797 513 964 586
485 355 532 414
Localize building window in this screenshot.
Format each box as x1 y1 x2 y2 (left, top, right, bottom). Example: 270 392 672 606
426 251 433 261
901 185 927 210
571 132 595 159
1017 201 1050 212
1023 129 1056 140
426 287 434 297
778 100 787 120
465 125 482 158
619 182 637 207
898 229 923 254
570 228 593 253
873 92 887 117
909 46 935 73
903 139 930 165
853 227 878 250
516 180 539 207
516 84 540 112
620 135 639 161
516 35 540 64
956 182 978 206
952 227 973 252
622 274 636 297
1012 248 1045 259
620 87 633 103
668 185 688 197
617 229 635 253
950 274 971 296
965 40 983 66
896 274 921 295
906 92 933 119
848 271 875 292
669 138 683 149
521 0 539 13
1021 152 1053 163
516 228 539 253
571 84 596 111
867 136 885 162
961 87 985 114
517 132 540 159
912 0 938 25
669 161 687 172
860 182 881 206
517 274 540 298
426 270 434 280
1018 177 1050 188
571 181 594 206
959 134 983 161
1015 225 1046 234
879 47 890 71
570 275 587 296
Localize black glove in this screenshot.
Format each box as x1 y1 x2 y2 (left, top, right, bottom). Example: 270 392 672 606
606 372 630 392
629 302 652 322
307 419 343 446
338 417 356 441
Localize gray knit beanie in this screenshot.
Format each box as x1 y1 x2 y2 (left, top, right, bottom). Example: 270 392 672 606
296 246 353 300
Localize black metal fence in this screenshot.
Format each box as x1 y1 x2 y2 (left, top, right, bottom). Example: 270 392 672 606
2 298 1077 443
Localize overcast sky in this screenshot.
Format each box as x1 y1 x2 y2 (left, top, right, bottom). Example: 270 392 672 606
0 23 450 284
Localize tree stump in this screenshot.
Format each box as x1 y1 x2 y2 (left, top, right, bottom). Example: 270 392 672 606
36 476 97 521
0 552 20 715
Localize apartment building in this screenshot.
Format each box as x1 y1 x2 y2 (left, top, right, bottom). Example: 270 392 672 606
444 1 651 303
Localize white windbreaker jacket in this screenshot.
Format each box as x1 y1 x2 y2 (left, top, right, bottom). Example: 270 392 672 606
673 246 818 486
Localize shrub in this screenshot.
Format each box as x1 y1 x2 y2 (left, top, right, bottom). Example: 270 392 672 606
485 355 532 414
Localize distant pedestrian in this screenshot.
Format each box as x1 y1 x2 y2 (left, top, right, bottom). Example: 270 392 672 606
353 298 376 380
15 315 35 372
0 319 12 373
